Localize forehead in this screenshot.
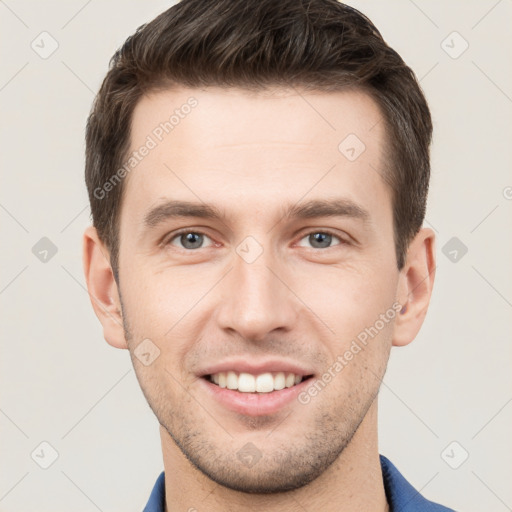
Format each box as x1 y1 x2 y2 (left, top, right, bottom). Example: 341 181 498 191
121 86 389 228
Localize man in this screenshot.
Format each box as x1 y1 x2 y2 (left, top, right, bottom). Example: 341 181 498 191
82 0 455 510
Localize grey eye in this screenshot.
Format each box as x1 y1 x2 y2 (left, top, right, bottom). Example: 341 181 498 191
308 232 332 248
297 231 342 249
181 232 203 249
169 231 213 250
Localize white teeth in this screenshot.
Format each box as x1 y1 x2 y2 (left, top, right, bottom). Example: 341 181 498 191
255 373 274 393
274 372 286 390
238 373 256 392
226 371 238 390
209 371 306 393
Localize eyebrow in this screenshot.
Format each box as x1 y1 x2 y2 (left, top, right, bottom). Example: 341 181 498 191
143 201 225 228
285 198 369 222
142 198 370 230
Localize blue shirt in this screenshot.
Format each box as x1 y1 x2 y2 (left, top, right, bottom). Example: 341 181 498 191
143 454 455 511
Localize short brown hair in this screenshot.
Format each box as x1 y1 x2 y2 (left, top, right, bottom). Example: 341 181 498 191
85 0 432 279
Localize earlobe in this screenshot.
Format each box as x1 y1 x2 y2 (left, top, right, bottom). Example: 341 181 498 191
392 228 436 347
82 226 128 349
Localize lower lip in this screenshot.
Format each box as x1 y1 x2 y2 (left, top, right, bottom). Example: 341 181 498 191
199 377 312 416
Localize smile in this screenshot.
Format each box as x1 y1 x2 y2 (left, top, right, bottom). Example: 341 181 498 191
207 371 309 393
200 371 314 416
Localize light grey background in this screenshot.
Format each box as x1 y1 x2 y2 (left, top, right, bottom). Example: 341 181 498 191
1 1 511 511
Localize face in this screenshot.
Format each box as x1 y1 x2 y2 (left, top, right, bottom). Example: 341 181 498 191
117 86 399 492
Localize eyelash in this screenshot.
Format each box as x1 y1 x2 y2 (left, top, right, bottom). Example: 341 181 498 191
164 228 348 250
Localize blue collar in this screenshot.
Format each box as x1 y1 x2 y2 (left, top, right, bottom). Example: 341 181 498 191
143 454 455 511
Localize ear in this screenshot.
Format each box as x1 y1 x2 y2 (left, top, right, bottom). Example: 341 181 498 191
82 225 127 349
393 227 436 347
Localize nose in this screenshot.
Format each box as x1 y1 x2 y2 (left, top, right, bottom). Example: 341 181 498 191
215 244 299 342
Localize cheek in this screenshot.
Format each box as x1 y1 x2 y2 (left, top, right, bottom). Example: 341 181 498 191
121 258 204 331
290 261 397 394
306 271 395 404
120 261 218 375
293 260 398 337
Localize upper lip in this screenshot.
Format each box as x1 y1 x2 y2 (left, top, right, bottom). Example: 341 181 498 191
198 358 315 378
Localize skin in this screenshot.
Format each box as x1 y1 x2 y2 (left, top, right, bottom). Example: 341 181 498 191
83 87 435 512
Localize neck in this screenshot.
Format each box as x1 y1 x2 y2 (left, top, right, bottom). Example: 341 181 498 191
160 400 388 512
